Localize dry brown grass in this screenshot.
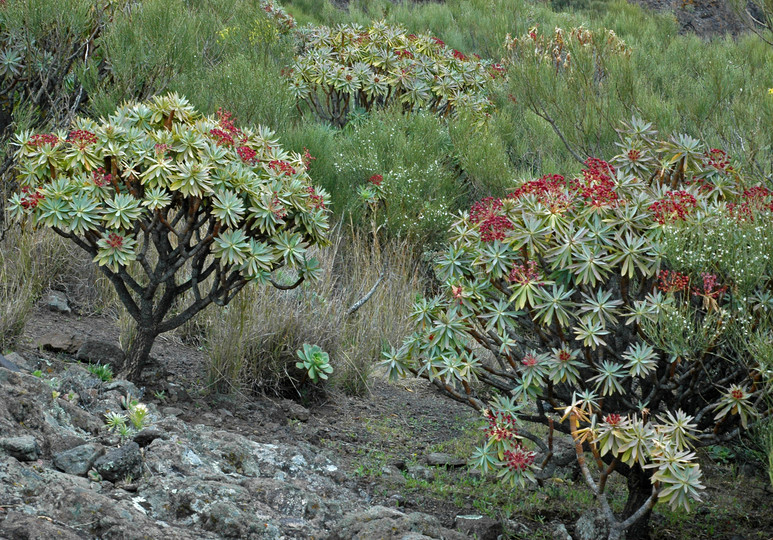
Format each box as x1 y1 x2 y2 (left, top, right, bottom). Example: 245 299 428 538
201 224 422 396
0 226 72 350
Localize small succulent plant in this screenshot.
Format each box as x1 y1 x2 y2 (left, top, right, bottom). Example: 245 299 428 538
296 344 333 383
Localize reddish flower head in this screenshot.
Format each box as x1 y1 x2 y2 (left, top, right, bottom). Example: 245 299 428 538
107 233 123 249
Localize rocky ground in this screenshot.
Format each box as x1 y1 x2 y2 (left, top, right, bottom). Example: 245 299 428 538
1 286 772 540
0 298 487 540
628 0 748 37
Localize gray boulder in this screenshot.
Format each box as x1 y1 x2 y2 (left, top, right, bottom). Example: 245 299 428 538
76 340 125 372
453 514 503 540
53 443 105 476
0 353 21 373
575 508 612 540
44 291 72 314
0 435 41 461
35 332 84 354
328 506 468 540
94 441 143 482
426 452 466 468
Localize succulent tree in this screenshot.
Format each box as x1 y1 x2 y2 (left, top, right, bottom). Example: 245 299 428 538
8 93 330 380
287 20 499 128
383 120 773 539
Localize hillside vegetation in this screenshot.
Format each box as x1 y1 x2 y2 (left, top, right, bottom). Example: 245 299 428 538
1 0 772 538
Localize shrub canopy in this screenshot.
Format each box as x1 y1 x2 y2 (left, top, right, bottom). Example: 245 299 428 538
287 20 499 127
8 93 330 378
383 119 773 533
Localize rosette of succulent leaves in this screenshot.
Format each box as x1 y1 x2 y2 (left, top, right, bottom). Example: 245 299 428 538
287 20 499 128
8 93 330 380
382 118 773 538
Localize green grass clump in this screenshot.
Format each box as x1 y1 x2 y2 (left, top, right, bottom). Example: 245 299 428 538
86 363 114 382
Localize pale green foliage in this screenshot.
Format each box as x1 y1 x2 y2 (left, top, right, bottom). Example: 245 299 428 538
289 20 497 127
296 343 333 383
8 93 330 378
384 122 773 519
9 93 329 278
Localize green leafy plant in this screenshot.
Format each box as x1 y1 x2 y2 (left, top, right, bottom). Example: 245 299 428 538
288 20 498 128
383 121 772 539
86 363 114 382
8 93 330 380
502 24 630 164
0 0 119 195
104 411 128 433
296 343 333 383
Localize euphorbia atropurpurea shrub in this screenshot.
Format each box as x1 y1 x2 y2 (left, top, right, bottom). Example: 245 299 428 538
8 93 330 380
382 119 773 539
287 20 502 128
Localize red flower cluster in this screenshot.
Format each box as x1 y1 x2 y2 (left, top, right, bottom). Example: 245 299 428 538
657 270 690 293
522 353 538 367
489 63 506 79
29 133 59 147
731 387 745 400
270 193 287 219
574 158 619 208
470 197 512 242
368 174 383 186
106 233 123 249
395 49 414 59
306 186 325 209
92 167 112 187
703 148 733 173
67 130 97 148
649 190 696 224
693 272 727 300
154 143 169 156
604 413 622 426
236 146 258 164
503 445 536 472
452 49 467 61
209 128 234 146
508 174 570 212
626 149 641 161
484 409 519 442
728 186 773 221
431 37 446 48
209 108 245 146
269 160 296 176
19 186 44 209
508 260 542 285
302 147 316 170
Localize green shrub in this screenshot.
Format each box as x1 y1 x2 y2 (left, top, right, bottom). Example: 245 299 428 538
287 20 498 127
7 93 330 380
383 122 773 538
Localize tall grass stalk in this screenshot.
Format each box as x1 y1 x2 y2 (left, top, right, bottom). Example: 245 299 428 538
0 227 71 350
203 225 420 396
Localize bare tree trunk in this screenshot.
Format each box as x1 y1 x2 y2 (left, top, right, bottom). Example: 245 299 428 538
622 464 653 540
122 327 157 381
